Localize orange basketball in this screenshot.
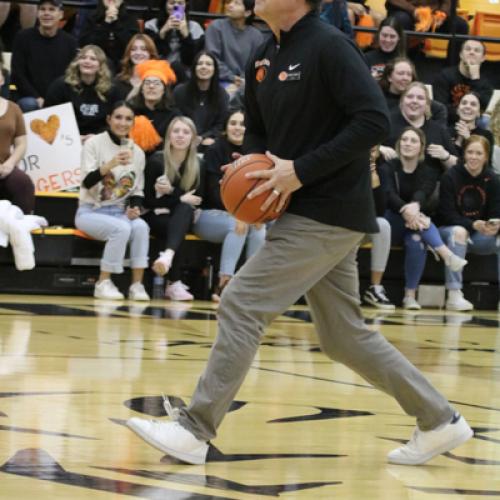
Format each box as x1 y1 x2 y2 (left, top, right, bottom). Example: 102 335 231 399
220 154 290 224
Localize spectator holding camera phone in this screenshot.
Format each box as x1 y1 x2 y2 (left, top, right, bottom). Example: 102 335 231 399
437 135 500 311
145 0 204 82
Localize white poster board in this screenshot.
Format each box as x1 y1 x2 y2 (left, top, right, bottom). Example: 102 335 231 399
19 103 82 192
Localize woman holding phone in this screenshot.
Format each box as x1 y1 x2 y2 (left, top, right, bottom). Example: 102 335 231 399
144 0 204 82
438 135 500 311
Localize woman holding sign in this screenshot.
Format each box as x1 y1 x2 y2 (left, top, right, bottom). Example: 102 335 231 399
0 95 34 214
75 101 150 301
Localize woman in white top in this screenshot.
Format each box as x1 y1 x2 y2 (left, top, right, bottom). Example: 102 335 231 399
75 101 150 301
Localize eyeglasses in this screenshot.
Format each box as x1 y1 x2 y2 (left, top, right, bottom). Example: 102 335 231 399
143 79 163 87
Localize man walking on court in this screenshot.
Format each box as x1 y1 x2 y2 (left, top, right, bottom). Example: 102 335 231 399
127 0 473 465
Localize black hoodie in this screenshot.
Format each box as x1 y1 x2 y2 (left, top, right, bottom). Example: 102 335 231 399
437 162 500 232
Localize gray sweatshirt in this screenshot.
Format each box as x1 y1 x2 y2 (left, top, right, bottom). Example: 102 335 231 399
205 18 264 83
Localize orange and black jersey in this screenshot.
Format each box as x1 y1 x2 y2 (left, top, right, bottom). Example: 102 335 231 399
243 11 390 233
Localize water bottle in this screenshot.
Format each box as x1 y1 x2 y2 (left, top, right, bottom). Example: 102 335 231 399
152 276 165 300
202 256 214 300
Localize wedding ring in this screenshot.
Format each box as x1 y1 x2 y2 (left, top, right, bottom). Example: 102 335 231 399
272 189 281 196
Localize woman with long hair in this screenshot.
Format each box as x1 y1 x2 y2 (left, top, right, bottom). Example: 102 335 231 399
142 116 201 300
194 109 265 301
438 135 500 311
365 17 406 80
45 45 120 142
79 0 138 72
382 127 467 309
450 92 494 160
144 0 204 82
115 33 160 100
75 101 150 301
127 59 179 153
379 57 447 125
381 82 457 180
173 50 229 149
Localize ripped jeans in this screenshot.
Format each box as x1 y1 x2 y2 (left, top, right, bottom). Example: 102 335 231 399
440 225 500 290
385 210 446 290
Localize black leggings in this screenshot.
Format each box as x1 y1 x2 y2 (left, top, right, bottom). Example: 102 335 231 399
142 201 194 281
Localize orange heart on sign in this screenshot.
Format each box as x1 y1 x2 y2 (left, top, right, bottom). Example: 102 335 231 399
30 115 60 144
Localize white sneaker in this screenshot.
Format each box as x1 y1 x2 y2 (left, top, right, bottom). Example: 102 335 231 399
402 296 421 310
445 253 468 272
387 413 473 465
94 279 124 300
165 281 194 301
446 290 473 311
126 418 209 465
128 282 150 301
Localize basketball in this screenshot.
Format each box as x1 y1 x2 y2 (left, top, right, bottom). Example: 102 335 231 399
220 154 290 224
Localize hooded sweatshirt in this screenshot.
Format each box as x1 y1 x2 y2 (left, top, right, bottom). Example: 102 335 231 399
437 162 500 232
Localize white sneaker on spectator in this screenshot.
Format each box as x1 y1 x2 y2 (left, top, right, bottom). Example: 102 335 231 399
94 279 124 300
128 282 150 301
444 254 468 272
387 413 473 465
402 296 421 310
446 290 473 311
126 418 208 464
165 281 194 301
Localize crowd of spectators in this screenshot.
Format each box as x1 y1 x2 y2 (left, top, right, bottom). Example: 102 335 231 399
0 0 499 309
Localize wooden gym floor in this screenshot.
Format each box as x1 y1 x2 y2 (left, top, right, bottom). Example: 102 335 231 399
0 293 499 499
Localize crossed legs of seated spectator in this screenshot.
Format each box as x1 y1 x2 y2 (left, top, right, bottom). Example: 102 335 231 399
441 225 500 310
193 209 266 302
75 204 150 300
142 202 194 300
0 167 35 215
386 211 467 309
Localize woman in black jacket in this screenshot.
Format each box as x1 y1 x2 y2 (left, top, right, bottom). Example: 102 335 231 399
382 126 467 309
438 135 500 311
45 44 120 142
173 50 229 151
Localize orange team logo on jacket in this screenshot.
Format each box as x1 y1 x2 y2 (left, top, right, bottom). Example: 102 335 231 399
256 66 267 82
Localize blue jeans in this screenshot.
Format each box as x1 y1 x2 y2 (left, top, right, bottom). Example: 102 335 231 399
440 225 500 290
385 210 445 290
75 204 150 273
17 97 40 112
193 209 265 276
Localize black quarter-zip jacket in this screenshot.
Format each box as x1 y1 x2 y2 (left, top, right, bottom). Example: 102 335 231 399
244 11 390 233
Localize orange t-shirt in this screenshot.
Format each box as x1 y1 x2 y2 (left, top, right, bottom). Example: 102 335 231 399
0 100 26 163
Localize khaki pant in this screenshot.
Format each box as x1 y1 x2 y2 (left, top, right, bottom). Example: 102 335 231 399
179 213 454 441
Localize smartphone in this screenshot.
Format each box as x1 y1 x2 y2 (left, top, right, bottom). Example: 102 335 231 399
172 4 184 21
487 218 500 225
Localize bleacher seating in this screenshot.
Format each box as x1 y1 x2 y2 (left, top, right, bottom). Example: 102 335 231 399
0 192 497 308
472 11 500 62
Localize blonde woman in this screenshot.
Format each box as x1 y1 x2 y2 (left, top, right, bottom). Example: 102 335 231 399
45 44 120 142
381 81 458 178
142 116 201 300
